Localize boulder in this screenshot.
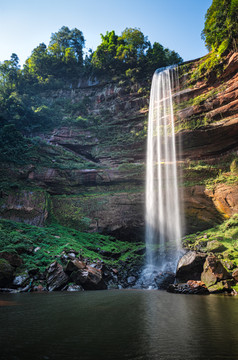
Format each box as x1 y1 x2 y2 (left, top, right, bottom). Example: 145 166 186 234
206 240 227 253
32 284 46 292
127 276 136 285
13 271 30 287
232 268 238 282
65 259 86 273
155 272 175 290
176 251 207 282
46 261 69 291
167 280 209 295
0 252 23 268
70 265 107 290
201 255 233 293
67 284 84 292
0 259 14 287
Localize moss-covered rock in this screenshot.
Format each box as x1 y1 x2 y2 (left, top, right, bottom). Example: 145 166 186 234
206 240 227 253
201 255 233 293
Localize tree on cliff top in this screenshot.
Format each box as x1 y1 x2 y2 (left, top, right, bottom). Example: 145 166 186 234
202 0 238 53
91 28 182 80
24 26 85 84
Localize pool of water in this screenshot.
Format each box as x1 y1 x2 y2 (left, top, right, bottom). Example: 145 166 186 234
0 290 238 360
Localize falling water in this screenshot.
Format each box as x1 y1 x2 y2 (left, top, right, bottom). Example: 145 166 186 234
145 66 181 272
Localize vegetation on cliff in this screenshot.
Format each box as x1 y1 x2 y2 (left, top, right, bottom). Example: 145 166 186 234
0 219 144 272
183 214 238 268
0 0 238 292
202 0 238 54
189 0 238 81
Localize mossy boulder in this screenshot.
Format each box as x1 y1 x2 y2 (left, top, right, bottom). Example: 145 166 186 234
232 268 238 282
206 240 227 253
12 270 30 288
0 252 23 268
201 255 233 293
0 259 14 287
176 251 207 282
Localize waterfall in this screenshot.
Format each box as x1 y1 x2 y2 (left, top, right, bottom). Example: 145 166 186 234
145 66 181 271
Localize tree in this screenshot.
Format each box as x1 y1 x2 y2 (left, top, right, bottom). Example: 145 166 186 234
91 31 121 74
202 0 238 53
49 26 85 65
117 28 149 65
91 28 182 80
0 53 21 91
24 43 52 82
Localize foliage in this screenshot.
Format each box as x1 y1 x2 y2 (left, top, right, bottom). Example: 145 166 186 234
0 125 30 164
202 0 238 53
91 28 182 80
24 26 85 84
0 25 182 142
0 219 144 271
183 214 238 267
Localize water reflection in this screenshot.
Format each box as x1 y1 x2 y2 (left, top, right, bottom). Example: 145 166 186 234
0 291 238 360
142 292 238 360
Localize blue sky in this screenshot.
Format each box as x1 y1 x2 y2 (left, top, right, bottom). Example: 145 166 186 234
0 0 212 66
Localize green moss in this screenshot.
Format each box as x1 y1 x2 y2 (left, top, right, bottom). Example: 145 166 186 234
205 172 238 190
190 51 224 82
182 214 238 267
0 219 145 272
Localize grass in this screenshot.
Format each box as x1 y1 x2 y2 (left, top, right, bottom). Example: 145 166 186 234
183 214 238 267
0 220 145 272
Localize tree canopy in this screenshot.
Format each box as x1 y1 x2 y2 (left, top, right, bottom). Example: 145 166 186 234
91 27 182 79
0 25 183 137
202 0 238 53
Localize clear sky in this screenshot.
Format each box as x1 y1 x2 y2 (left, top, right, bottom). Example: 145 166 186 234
0 0 212 66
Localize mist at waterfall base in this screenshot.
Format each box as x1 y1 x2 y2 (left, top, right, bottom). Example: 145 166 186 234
139 66 183 289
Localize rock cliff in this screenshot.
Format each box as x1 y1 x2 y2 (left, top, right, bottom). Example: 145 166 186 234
0 52 238 240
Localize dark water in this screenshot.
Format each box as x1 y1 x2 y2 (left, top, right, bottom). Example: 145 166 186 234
0 290 238 360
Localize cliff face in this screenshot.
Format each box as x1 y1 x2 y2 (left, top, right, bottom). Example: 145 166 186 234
1 52 238 240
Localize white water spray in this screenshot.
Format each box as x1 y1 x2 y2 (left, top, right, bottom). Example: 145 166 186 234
145 66 181 270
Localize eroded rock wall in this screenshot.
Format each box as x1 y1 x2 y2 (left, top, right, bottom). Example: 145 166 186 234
1 52 238 238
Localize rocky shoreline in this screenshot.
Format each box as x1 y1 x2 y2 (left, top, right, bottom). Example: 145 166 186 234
0 249 142 293
1 246 238 295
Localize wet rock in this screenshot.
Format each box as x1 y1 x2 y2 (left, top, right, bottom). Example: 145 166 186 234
232 268 238 282
33 284 46 292
0 287 20 293
201 255 233 293
67 284 84 292
20 283 32 292
0 259 14 287
65 259 86 273
70 266 107 290
127 276 136 285
0 252 23 268
46 261 69 291
13 271 30 287
155 272 175 290
206 240 227 253
167 280 209 295
176 251 207 282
